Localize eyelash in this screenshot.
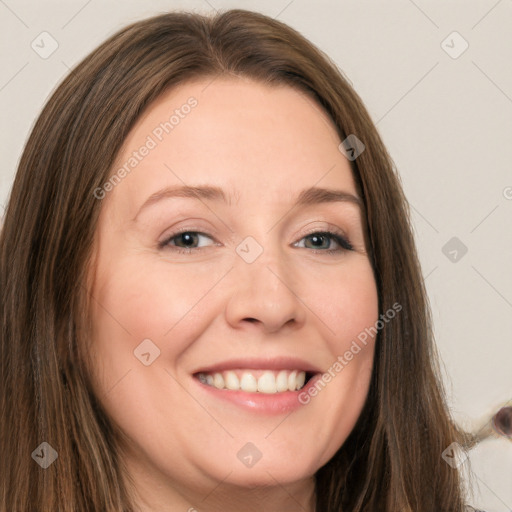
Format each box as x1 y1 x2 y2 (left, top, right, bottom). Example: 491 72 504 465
158 228 353 255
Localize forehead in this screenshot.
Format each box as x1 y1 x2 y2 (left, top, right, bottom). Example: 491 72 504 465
106 76 358 216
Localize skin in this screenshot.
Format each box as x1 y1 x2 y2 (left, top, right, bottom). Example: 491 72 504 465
87 76 379 512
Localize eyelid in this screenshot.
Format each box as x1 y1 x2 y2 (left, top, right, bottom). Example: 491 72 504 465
293 226 353 252
158 228 218 250
159 224 353 255
297 224 349 241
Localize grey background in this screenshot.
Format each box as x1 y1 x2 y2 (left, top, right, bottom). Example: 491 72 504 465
1 1 511 510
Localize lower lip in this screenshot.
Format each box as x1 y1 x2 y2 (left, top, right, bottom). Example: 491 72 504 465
193 374 321 415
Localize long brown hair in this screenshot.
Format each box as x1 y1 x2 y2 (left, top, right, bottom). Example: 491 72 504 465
1 9 472 511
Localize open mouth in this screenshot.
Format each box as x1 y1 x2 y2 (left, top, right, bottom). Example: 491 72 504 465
194 369 317 394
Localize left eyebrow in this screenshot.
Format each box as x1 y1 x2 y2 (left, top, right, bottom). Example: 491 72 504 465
132 184 363 221
294 186 363 209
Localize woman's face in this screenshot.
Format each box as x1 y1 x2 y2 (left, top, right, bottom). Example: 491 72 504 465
88 77 379 505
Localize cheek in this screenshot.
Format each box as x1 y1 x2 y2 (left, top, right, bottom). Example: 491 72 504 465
88 255 229 379
291 260 378 460
303 257 379 350
99 262 214 331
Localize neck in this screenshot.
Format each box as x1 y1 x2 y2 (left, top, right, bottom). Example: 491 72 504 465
125 462 316 512
187 479 316 512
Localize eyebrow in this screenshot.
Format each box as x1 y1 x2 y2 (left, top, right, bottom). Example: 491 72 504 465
133 184 363 221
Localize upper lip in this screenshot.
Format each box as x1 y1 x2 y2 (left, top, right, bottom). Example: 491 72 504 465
192 357 323 375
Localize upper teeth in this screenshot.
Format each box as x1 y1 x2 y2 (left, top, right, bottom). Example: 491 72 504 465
197 369 307 393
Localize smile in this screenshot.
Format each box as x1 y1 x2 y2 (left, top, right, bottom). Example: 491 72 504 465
195 369 310 393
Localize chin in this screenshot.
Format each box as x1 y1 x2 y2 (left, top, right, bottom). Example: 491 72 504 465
204 450 321 489
225 468 314 489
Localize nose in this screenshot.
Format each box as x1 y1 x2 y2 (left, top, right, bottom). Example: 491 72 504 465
224 246 307 334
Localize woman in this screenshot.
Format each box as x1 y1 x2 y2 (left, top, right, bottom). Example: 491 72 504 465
0 9 483 512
